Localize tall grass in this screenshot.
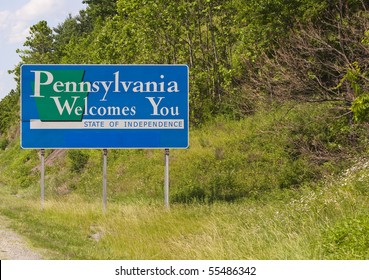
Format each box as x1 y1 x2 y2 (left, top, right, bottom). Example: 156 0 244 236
1 171 368 260
1 102 369 259
1 102 363 203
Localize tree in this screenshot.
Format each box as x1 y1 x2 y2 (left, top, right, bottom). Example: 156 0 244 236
243 0 369 120
53 11 93 60
10 20 55 89
83 0 118 22
18 20 55 64
60 0 244 123
0 89 19 135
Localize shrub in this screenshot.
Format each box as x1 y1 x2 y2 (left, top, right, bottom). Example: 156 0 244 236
323 215 369 259
68 150 89 173
0 138 9 150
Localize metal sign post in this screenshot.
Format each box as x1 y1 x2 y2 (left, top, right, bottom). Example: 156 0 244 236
21 65 189 211
164 149 170 209
102 149 108 213
40 149 45 209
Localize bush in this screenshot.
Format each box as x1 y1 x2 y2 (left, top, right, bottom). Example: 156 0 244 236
0 138 9 150
323 215 369 259
68 150 89 173
0 90 19 135
173 169 244 204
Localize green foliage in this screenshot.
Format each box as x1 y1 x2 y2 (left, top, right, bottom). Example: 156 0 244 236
0 148 39 193
11 0 369 124
236 0 329 56
172 102 364 204
57 0 248 123
10 20 57 88
351 94 369 122
0 138 9 150
285 105 361 165
243 1 369 125
323 215 369 259
333 61 369 122
173 158 245 204
0 90 19 135
17 20 55 64
83 0 118 22
1 102 364 204
68 150 90 173
53 12 92 59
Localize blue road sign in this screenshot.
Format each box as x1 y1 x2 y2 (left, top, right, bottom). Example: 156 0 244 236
21 64 189 149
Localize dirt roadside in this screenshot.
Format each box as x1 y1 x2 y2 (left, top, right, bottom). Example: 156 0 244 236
0 215 44 260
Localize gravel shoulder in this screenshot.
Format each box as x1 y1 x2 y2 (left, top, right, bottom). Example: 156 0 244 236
0 215 44 260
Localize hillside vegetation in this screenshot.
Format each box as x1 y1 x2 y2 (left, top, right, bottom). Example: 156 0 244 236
1 0 369 259
1 106 369 259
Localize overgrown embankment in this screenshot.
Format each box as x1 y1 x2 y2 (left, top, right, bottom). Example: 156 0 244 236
0 155 369 259
1 102 369 259
1 102 365 204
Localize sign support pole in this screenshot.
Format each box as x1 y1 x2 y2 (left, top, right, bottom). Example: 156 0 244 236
164 149 170 209
40 149 45 210
102 149 108 213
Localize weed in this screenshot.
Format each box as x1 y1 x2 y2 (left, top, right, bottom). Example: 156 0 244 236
323 215 369 259
0 102 369 259
68 150 89 173
0 137 9 150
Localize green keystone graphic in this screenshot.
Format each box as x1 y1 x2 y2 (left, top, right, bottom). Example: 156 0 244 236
33 70 88 121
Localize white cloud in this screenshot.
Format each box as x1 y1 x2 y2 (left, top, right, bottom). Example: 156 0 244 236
8 22 30 44
1 0 68 44
15 0 66 21
0 10 11 30
0 0 80 44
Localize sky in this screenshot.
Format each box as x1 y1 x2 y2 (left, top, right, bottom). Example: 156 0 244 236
0 0 87 101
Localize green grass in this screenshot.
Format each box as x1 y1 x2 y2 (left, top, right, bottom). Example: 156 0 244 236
1 169 369 259
1 102 369 259
1 102 361 203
